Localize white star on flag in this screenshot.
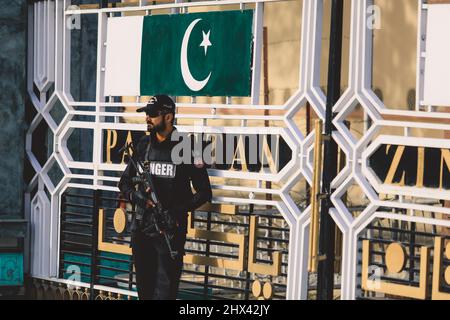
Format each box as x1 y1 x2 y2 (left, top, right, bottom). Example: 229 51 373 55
199 30 212 55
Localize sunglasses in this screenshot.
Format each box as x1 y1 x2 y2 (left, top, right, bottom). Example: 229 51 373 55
146 110 172 117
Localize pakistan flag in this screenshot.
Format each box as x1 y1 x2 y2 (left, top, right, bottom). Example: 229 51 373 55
104 10 254 97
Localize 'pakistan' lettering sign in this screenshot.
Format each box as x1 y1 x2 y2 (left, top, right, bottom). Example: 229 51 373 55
104 10 253 97
102 129 291 174
369 144 450 190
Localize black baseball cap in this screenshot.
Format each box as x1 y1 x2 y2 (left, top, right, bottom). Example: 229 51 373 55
137 95 176 117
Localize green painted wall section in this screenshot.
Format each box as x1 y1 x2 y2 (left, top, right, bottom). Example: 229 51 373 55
0 0 26 217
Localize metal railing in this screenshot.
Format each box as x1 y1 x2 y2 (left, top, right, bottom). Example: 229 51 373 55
58 188 289 300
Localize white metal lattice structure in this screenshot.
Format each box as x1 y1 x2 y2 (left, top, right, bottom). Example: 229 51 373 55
26 0 327 300
330 0 450 300
26 0 450 300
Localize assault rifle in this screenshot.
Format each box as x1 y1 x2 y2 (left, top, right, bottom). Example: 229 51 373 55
119 141 178 259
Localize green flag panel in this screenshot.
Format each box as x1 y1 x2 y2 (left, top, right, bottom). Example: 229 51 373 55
140 10 253 97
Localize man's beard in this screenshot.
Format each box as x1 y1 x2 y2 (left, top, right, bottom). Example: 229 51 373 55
148 120 167 133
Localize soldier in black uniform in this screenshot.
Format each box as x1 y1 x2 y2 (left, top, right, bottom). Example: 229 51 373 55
118 95 212 300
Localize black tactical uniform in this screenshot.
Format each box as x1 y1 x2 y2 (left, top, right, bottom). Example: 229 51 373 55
118 126 212 300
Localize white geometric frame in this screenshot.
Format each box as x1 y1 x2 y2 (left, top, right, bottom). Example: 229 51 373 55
25 0 328 300
26 0 449 300
331 0 450 300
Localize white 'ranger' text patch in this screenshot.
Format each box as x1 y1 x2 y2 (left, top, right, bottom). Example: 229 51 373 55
148 161 177 178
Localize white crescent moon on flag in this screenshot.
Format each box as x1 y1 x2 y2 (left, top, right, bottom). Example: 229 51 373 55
181 18 212 92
